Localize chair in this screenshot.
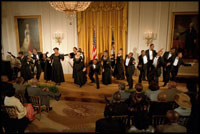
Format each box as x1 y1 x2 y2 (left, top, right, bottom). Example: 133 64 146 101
178 116 190 127
151 115 167 127
2 105 18 119
29 96 46 120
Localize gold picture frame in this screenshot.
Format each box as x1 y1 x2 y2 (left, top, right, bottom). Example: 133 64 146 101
170 12 198 59
14 15 43 55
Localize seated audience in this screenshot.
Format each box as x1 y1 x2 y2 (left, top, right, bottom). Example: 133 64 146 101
145 81 161 101
27 79 61 111
110 82 130 103
174 93 191 116
156 110 187 133
163 81 182 102
13 77 26 96
1 75 13 105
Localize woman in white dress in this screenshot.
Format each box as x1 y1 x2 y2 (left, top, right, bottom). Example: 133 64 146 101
21 24 32 55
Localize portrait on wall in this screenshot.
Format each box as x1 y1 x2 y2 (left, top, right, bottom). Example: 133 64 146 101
171 12 198 59
15 16 43 55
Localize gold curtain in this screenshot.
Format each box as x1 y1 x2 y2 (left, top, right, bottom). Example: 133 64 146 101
77 2 128 64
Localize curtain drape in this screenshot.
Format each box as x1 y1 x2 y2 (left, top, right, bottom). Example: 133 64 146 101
77 2 128 64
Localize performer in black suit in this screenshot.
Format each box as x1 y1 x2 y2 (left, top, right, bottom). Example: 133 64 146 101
137 50 148 83
124 52 135 89
162 48 176 86
170 52 192 81
148 50 165 84
85 59 101 89
30 48 42 80
145 44 157 81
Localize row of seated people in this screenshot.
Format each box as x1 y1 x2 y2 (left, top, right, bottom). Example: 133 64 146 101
0 75 61 133
96 80 199 133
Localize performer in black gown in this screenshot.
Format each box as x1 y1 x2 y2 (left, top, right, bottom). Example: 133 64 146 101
42 53 52 83
101 50 112 85
114 48 125 80
78 48 84 61
73 51 87 87
48 47 65 85
110 42 115 74
21 54 33 83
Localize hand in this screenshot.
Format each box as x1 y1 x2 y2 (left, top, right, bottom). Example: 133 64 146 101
47 57 51 61
28 51 32 55
102 69 104 72
167 62 171 66
83 67 86 72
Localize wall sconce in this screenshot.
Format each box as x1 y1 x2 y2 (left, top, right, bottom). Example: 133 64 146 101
53 32 64 45
144 32 157 46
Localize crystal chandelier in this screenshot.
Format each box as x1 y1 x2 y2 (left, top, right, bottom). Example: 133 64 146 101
49 1 91 16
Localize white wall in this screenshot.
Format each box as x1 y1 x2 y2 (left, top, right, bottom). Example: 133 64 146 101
128 1 199 61
1 2 78 74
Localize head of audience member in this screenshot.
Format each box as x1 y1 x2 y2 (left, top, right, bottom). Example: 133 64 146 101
141 50 145 56
18 51 24 58
157 92 167 102
170 47 176 54
174 93 191 109
5 85 15 97
128 52 133 58
33 48 37 54
135 83 143 93
1 75 9 82
112 92 121 103
30 79 38 87
16 77 24 85
73 47 78 53
177 52 182 58
118 82 126 91
166 110 179 123
103 50 108 57
148 81 160 91
150 44 154 50
93 58 98 64
53 47 59 54
168 81 177 89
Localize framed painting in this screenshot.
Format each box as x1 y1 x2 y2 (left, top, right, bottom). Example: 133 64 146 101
171 12 198 59
15 15 43 55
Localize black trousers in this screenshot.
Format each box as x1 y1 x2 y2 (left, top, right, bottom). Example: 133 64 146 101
138 64 147 83
163 66 171 84
148 68 159 84
89 71 99 88
125 68 134 89
35 63 41 80
147 60 153 80
171 66 178 81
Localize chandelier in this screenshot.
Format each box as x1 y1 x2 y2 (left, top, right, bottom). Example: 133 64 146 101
49 1 91 16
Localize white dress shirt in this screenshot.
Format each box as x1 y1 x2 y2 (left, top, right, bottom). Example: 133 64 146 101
4 96 27 119
167 53 172 59
125 57 130 66
93 64 96 69
173 57 179 66
143 55 148 64
153 56 159 67
149 50 153 60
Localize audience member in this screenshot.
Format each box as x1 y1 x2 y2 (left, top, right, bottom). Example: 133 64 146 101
174 93 191 116
163 81 182 102
13 77 26 96
145 81 161 101
27 79 61 111
110 82 130 103
156 110 187 133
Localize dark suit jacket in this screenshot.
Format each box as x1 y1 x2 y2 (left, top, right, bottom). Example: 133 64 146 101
124 55 135 75
145 49 157 61
162 52 176 63
171 57 191 69
86 60 101 74
137 55 147 70
151 56 165 76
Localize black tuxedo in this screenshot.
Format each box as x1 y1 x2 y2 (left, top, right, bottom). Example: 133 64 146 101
137 55 147 83
162 51 176 84
145 49 157 80
86 60 101 89
124 55 135 89
148 56 165 84
31 52 42 80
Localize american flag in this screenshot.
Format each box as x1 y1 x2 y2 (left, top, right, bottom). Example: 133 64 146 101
92 30 97 60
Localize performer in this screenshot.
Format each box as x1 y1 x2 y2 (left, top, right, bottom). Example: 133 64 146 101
73 50 87 87
101 50 112 85
48 47 65 85
85 59 101 89
137 50 148 83
146 44 157 81
42 53 52 83
30 48 42 81
110 42 115 72
78 48 84 60
114 48 125 80
124 52 135 89
148 50 164 84
162 48 176 86
170 52 192 81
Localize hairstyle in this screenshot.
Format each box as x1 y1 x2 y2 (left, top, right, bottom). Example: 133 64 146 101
166 110 179 123
119 48 123 51
113 92 121 103
141 50 144 53
170 47 176 50
53 47 59 51
118 82 126 91
148 81 160 91
135 83 143 92
150 44 154 47
18 51 24 55
73 47 78 50
168 81 177 89
129 52 133 56
6 85 15 97
16 77 23 84
157 92 167 102
33 48 37 51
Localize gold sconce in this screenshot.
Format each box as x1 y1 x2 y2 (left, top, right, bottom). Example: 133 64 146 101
144 32 157 46
53 32 64 45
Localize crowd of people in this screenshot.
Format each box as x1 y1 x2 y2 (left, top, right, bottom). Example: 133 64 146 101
97 79 199 133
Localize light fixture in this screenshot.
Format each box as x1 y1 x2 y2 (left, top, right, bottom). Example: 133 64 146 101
49 1 91 16
53 32 64 45
144 32 157 46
